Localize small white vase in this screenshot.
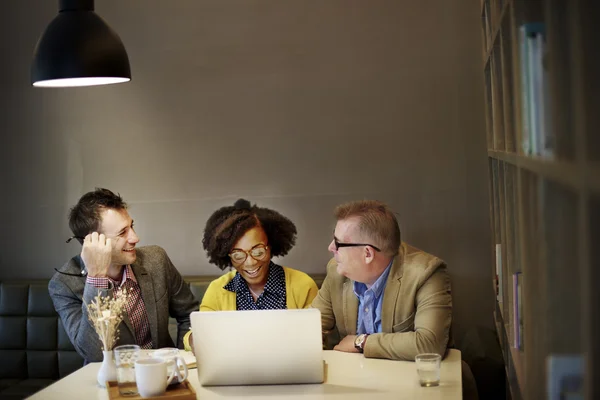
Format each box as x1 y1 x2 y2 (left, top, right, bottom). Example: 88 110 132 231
97 350 118 388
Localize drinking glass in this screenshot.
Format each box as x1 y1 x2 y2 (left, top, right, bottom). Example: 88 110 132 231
415 353 441 387
114 344 141 396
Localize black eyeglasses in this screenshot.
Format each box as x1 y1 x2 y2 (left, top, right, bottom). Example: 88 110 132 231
334 238 380 252
57 236 86 276
66 236 85 243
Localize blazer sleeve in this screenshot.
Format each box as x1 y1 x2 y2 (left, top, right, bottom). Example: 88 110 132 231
309 259 337 332
163 252 199 348
288 270 319 309
363 265 452 361
48 277 116 363
302 279 319 308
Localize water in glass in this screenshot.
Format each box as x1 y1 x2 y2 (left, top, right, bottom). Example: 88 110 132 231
114 345 141 396
415 353 441 387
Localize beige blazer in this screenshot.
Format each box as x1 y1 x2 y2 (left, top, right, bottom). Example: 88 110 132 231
311 242 452 361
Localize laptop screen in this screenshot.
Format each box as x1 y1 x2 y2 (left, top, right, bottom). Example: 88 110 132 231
191 309 324 386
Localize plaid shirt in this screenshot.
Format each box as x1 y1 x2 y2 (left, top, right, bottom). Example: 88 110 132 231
86 265 152 349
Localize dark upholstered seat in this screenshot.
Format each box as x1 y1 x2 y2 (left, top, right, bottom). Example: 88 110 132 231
0 281 84 399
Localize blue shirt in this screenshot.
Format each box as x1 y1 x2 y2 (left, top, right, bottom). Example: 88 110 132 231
354 260 393 334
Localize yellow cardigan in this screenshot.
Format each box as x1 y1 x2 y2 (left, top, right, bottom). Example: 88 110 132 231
183 266 319 351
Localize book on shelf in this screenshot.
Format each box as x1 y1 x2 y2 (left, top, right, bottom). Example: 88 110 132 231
496 243 504 310
512 272 523 350
519 22 553 158
490 59 499 145
495 244 503 307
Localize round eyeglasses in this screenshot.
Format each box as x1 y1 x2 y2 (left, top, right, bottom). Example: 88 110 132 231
229 244 269 264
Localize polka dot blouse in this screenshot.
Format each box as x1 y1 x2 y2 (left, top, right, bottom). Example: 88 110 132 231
223 262 287 310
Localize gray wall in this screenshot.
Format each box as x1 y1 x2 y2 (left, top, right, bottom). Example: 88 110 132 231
0 1 493 338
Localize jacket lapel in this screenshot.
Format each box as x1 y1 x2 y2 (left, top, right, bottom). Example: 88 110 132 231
131 263 158 347
381 245 405 332
343 280 358 334
121 307 135 339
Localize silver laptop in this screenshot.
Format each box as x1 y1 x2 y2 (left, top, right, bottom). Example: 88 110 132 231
190 308 324 386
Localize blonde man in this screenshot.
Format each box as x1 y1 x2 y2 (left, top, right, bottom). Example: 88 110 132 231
312 200 479 399
311 200 452 359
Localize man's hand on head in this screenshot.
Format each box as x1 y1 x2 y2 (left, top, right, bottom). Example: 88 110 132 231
81 232 112 277
333 335 360 353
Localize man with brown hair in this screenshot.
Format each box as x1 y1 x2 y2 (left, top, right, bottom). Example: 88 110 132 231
49 188 198 363
311 199 452 360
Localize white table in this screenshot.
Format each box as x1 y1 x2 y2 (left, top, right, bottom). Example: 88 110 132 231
28 350 462 399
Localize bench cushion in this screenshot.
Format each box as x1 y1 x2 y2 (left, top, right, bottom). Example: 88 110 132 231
0 281 84 398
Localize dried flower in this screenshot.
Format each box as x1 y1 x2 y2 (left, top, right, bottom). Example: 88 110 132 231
86 288 129 351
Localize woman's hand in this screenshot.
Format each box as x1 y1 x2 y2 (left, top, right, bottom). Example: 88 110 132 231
188 333 195 355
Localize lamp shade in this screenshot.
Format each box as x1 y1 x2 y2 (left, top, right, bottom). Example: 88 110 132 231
31 0 131 87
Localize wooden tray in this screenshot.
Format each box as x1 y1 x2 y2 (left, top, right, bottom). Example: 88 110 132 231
106 380 196 400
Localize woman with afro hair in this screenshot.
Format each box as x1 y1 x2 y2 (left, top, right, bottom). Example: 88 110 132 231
183 199 318 351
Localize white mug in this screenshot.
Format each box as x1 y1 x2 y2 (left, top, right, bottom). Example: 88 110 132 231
151 348 189 384
135 358 182 398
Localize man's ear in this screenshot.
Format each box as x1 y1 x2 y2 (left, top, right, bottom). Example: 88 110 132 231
364 246 376 264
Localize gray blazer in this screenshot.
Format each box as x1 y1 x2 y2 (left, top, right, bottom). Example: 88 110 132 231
311 242 452 361
48 245 199 363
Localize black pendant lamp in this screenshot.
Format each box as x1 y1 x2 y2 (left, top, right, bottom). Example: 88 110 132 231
31 0 131 88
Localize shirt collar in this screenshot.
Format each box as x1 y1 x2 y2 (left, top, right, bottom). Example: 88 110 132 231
124 265 137 283
353 259 393 297
223 271 244 293
223 261 284 294
108 265 136 287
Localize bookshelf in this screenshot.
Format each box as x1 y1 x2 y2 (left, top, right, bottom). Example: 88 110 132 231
481 0 598 399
